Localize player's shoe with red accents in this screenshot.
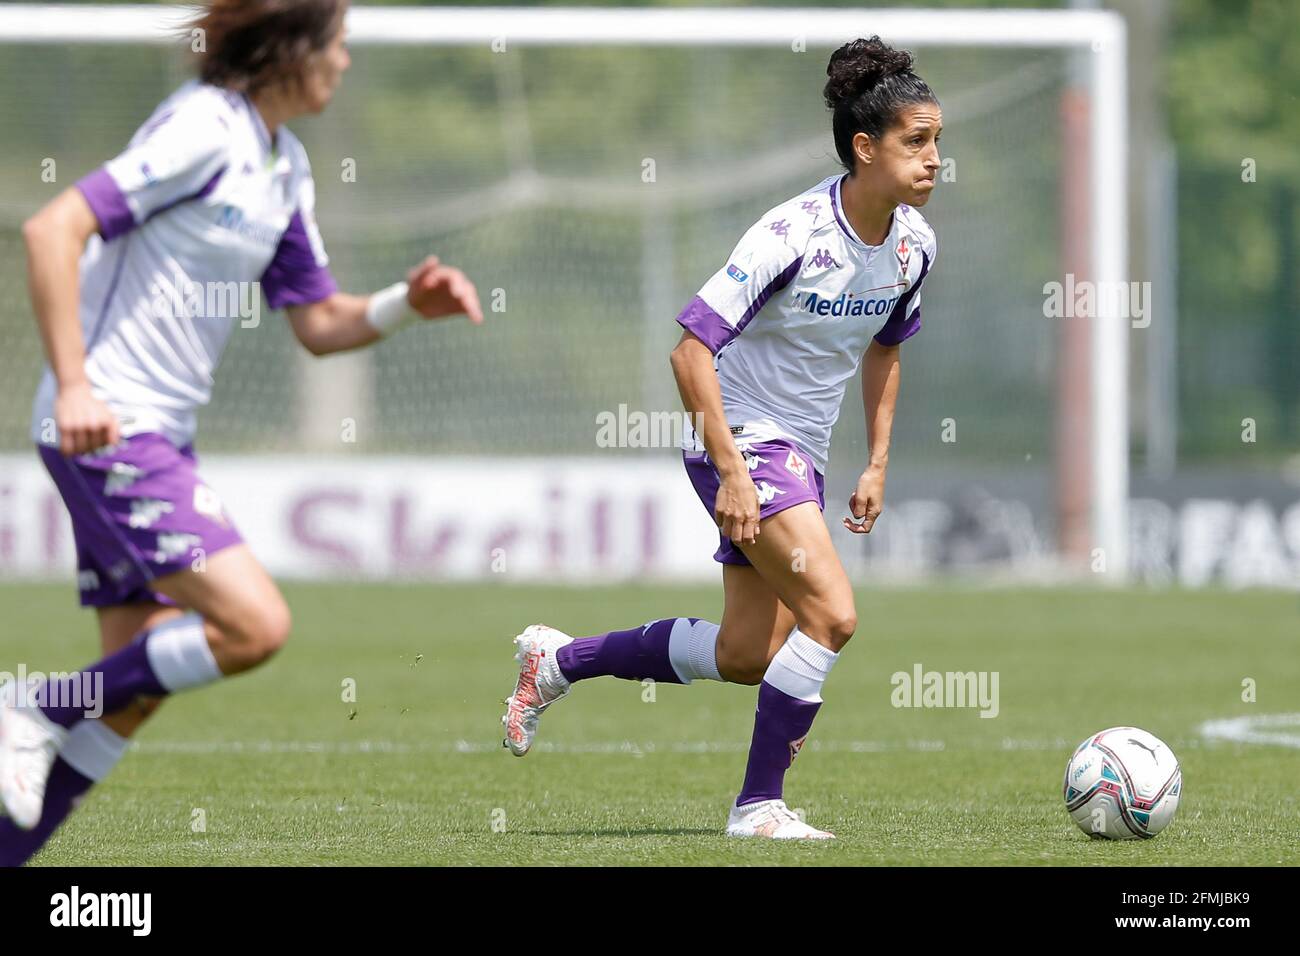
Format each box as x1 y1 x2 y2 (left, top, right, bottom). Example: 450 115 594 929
501 624 573 757
0 679 69 830
725 799 835 840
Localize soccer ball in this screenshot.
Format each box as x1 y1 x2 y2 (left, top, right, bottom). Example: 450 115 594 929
1063 727 1182 840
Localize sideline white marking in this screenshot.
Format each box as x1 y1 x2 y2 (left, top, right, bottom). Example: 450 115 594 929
1199 713 1300 749
128 737 1073 756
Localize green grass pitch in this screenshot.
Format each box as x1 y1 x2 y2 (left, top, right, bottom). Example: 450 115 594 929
4 582 1297 866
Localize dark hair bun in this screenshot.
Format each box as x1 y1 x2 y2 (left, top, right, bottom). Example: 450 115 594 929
824 36 915 109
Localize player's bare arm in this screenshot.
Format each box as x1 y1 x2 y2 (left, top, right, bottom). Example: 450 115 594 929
23 188 119 456
286 259 483 356
845 338 901 534
670 329 760 546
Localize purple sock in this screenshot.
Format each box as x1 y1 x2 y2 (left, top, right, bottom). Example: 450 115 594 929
38 635 167 729
0 757 93 866
736 681 822 807
555 619 688 684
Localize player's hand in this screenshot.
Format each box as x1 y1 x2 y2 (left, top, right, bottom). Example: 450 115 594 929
716 471 761 547
54 381 120 457
406 255 484 325
844 462 886 534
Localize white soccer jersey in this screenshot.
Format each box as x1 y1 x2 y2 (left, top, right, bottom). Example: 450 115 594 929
30 79 336 449
677 173 937 473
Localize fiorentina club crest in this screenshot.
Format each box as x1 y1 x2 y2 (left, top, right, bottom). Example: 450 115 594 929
193 484 229 528
784 450 809 486
789 734 808 764
895 235 911 272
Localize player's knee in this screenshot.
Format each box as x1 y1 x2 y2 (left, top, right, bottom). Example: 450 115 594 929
804 607 856 651
230 599 292 666
827 609 857 650
729 661 768 686
256 600 292 659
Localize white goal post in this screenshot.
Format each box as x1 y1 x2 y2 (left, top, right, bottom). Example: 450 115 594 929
0 4 1130 579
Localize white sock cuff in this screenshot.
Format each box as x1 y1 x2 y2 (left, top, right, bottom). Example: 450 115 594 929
60 720 129 782
666 618 722 683
688 620 723 682
763 628 839 702
787 628 839 674
143 612 221 692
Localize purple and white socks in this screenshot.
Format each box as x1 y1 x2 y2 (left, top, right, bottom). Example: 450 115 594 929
37 613 221 729
736 628 839 808
0 720 129 866
555 617 722 685
548 617 838 810
2 612 218 865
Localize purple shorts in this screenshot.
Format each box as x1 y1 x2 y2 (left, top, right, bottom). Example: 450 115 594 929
38 433 243 608
683 439 826 566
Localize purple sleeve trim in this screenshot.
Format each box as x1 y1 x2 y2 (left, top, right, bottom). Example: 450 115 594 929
75 168 136 241
738 255 803 332
675 296 734 353
261 210 338 309
874 251 931 346
676 254 804 355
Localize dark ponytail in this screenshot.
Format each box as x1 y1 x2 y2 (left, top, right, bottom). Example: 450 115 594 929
824 36 938 172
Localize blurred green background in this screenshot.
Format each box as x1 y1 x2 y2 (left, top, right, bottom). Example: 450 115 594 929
0 0 1294 470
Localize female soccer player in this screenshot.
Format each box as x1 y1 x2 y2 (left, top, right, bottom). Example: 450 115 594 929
502 36 941 840
0 0 482 864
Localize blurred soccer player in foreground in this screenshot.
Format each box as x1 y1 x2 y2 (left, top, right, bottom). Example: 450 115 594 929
504 36 942 840
1 0 482 864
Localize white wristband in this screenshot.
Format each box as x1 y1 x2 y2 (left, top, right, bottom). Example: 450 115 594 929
365 281 417 336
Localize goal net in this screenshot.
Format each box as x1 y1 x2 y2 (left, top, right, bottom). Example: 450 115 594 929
0 5 1128 581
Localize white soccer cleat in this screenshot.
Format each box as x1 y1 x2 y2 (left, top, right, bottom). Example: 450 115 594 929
501 624 574 757
0 679 69 830
726 799 836 840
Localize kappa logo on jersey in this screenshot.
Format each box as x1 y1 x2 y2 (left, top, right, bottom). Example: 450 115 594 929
743 452 770 472
767 219 791 238
726 264 750 283
784 450 809 486
808 248 841 270
755 481 786 505
800 200 821 217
